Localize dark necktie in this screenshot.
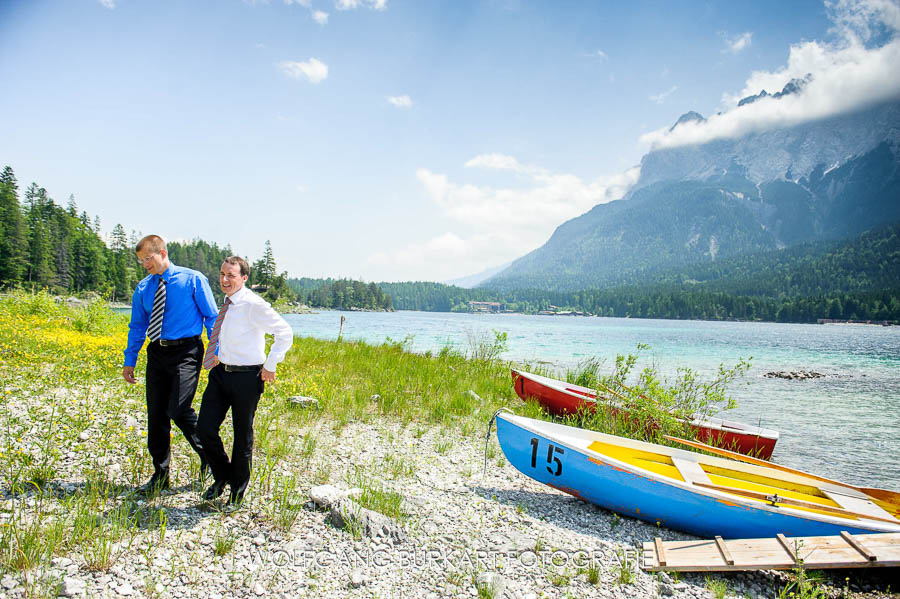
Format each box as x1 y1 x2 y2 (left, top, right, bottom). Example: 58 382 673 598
203 297 231 369
147 277 166 342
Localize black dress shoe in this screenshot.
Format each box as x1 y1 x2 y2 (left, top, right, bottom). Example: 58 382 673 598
199 460 210 485
137 471 170 496
203 479 228 501
224 491 244 513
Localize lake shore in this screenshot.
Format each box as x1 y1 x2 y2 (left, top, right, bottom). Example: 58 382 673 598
0 292 895 598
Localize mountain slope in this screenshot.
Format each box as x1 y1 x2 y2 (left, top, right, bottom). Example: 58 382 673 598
485 99 900 293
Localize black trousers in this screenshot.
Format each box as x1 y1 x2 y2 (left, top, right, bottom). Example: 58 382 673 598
145 338 206 474
197 365 264 499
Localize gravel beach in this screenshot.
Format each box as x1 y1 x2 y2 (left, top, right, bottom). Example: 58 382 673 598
1 403 896 599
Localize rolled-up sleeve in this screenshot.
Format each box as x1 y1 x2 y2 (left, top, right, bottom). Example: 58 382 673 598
251 302 294 372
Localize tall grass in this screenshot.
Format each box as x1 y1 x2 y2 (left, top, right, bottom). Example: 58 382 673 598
0 290 754 582
558 347 751 448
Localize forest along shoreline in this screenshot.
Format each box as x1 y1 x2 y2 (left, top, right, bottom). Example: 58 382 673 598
0 291 895 598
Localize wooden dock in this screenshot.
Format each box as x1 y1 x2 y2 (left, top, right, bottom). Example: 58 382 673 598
642 532 900 572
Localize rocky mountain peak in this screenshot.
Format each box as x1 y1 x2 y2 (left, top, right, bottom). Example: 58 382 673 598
669 111 706 132
737 74 812 107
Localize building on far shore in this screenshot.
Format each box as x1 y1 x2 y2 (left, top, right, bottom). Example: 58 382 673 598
468 301 502 313
817 318 895 326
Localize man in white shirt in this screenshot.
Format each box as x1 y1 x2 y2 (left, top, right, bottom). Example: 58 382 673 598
197 256 294 509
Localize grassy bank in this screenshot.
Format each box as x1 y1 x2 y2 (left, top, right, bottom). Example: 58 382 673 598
0 291 521 589
1 292 893 598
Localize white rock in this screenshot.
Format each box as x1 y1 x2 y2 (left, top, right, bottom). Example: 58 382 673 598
252 582 265 596
349 568 369 588
287 395 320 409
60 577 86 597
309 484 348 509
475 572 505 598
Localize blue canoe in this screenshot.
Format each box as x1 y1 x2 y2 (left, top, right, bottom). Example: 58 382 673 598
494 412 900 539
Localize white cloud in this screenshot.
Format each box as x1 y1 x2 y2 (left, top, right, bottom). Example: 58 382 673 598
387 95 413 108
415 164 639 234
592 49 608 61
296 184 308 193
641 0 900 150
648 85 678 104
277 58 329 84
312 10 329 24
98 0 116 8
828 0 900 42
284 0 311 6
366 231 519 281
336 0 386 10
724 32 753 53
464 153 527 172
368 159 641 280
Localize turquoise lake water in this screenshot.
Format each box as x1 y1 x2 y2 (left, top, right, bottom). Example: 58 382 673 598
284 310 900 490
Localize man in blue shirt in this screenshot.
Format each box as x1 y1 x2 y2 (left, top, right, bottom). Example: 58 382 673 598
123 234 219 495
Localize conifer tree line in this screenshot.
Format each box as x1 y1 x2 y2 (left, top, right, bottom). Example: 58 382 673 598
0 166 298 305
300 279 393 311
0 166 128 298
4 163 896 322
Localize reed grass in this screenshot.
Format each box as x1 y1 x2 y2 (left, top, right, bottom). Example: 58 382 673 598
345 466 405 520
0 289 751 585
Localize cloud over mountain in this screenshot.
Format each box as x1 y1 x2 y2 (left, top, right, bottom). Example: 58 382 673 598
641 0 900 150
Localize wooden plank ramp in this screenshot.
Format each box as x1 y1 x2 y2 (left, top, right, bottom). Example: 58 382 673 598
642 532 900 572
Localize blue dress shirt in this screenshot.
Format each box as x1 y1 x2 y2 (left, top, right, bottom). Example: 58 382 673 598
123 263 219 367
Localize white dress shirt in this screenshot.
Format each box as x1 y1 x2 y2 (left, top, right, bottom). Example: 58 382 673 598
217 286 293 372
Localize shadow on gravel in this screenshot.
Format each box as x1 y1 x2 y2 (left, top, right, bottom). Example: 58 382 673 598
1 479 221 531
473 484 690 543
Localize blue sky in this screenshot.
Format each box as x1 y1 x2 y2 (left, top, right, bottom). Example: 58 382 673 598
1 0 896 282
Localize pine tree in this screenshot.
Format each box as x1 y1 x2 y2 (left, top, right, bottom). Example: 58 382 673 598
110 224 128 252
262 240 277 286
0 166 28 285
24 186 54 286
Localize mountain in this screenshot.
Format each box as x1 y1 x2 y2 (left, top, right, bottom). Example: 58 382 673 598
444 261 511 289
485 98 900 292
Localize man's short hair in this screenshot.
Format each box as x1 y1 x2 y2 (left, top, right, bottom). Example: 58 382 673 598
136 235 166 254
224 256 250 277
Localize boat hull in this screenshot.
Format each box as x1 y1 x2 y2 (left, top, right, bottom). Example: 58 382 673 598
495 413 892 539
511 369 777 459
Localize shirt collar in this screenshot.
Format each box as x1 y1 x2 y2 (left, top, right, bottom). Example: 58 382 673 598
227 286 251 304
160 263 176 282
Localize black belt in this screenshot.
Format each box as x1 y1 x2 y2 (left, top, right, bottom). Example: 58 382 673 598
221 364 262 372
156 336 200 347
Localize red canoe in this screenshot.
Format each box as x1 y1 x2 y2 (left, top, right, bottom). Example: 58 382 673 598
511 368 779 459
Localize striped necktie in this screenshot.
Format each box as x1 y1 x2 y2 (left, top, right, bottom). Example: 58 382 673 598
147 277 166 342
202 297 231 369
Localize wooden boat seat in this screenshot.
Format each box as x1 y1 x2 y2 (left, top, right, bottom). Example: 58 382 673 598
824 490 899 523
671 456 712 486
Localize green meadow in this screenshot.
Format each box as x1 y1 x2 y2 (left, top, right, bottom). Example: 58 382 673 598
0 291 760 597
